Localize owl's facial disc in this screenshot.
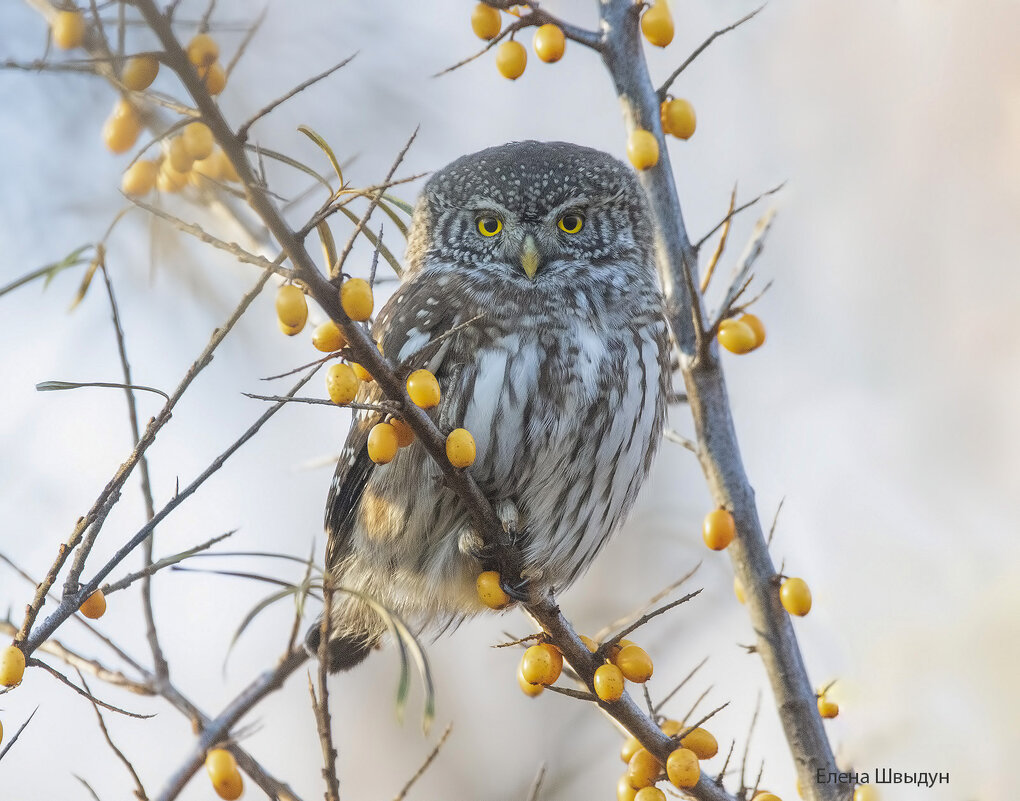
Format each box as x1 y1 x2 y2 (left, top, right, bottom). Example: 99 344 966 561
520 234 540 280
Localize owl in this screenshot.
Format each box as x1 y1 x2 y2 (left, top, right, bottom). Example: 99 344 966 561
307 141 670 670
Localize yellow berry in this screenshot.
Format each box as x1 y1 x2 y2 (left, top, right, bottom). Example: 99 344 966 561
660 719 682 737
183 121 214 160
620 735 642 764
312 320 346 352
367 422 399 464
517 663 544 697
406 369 441 409
121 160 159 196
157 161 188 193
191 151 222 182
340 277 373 321
627 129 659 171
476 570 510 610
739 313 766 347
680 727 718 760
607 638 637 664
325 363 359 405
167 135 194 173
615 644 653 683
390 418 415 448
533 23 565 63
780 577 812 616
717 319 758 354
471 3 501 40
496 40 527 80
103 102 142 154
666 747 700 788
641 0 674 47
634 788 666 801
0 718 3 744
617 774 638 801
734 577 746 604
79 589 107 620
663 98 697 140
626 748 662 789
752 794 783 801
122 55 159 91
702 508 736 550
853 787 879 801
351 362 373 382
276 284 308 330
818 697 839 719
215 148 239 181
52 10 86 50
187 33 219 68
199 61 227 95
446 428 476 468
205 748 243 801
594 663 625 702
579 634 598 652
520 643 562 685
0 645 26 687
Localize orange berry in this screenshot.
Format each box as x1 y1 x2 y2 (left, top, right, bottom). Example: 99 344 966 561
520 643 562 685
517 663 544 697
351 362 373 382
406 369 441 409
52 10 86 50
780 577 812 616
340 278 373 321
167 135 194 173
594 663 625 702
312 320 346 352
627 129 659 170
533 24 565 63
666 747 700 788
470 3 501 40
187 33 219 68
390 418 415 448
853 787 879 801
367 422 399 464
752 794 783 801
446 428 476 468
627 748 662 789
476 570 510 610
620 735 642 764
702 508 736 550
79 589 107 620
663 98 697 140
496 40 527 80
121 160 159 196
739 313 766 347
122 55 159 91
617 774 638 801
634 788 666 801
103 102 142 154
157 161 188 193
615 644 653 683
199 61 226 95
578 634 598 652
680 727 718 759
205 748 243 801
641 0 674 47
818 697 839 719
717 319 758 354
275 284 308 330
0 645 26 687
183 121 214 160
325 363 359 405
660 719 682 737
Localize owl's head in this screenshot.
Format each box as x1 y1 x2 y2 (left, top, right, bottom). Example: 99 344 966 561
405 141 657 305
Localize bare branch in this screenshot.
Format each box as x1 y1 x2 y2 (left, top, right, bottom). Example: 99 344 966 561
79 671 149 800
700 185 736 293
29 658 155 719
392 722 454 801
695 182 786 253
710 208 777 332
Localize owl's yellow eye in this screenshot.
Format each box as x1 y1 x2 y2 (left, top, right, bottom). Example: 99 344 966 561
557 214 584 234
477 216 503 237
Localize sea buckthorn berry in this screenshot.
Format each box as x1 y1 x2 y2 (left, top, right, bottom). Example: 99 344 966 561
578 634 598 653
627 129 659 171
680 727 718 759
663 98 697 140
666 747 700 788
471 3 501 40
635 788 666 801
390 418 415 448
103 103 142 154
780 577 812 616
276 284 308 330
351 362 372 382
620 735 642 764
739 313 766 347
660 719 682 737
626 748 662 789
594 663 625 702
446 428 476 468
641 0 674 47
121 160 159 196
199 61 227 95
702 508 736 550
187 33 219 68
615 644 653 683
853 787 878 801
79 589 107 619
205 748 243 801
192 152 222 182
533 23 566 63
817 697 839 719
520 643 562 685
517 663 544 697
312 320 346 352
52 10 86 50
718 318 758 354
752 794 783 801
406 369 441 409
476 570 510 610
496 40 527 80
215 148 239 181
278 320 302 336
183 121 214 160
617 774 638 801
367 423 399 464
325 363 359 405
168 135 194 173
607 638 637 663
122 55 159 91
0 645 26 687
157 162 188 193
340 277 373 321
734 577 746 604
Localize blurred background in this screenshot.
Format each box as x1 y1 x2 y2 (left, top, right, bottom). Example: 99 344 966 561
1 1 1018 799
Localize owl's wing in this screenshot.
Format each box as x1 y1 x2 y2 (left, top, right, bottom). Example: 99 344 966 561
323 272 466 571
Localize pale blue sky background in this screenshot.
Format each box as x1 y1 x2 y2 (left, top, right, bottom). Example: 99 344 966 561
1 1 1018 799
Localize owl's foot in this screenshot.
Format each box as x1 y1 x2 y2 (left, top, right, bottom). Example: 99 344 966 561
493 500 532 601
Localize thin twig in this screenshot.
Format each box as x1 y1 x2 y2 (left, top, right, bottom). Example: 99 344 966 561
0 706 38 763
101 531 236 594
392 722 454 801
700 185 736 292
78 671 149 800
29 658 155 719
738 693 762 796
654 656 709 714
710 208 777 332
663 428 698 453
313 579 340 801
601 590 703 651
524 762 547 801
694 182 785 252
242 393 400 415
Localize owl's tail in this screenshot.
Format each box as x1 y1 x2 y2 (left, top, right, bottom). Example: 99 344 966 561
303 619 380 672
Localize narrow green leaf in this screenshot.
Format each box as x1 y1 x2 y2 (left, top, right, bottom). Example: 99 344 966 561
35 380 170 402
382 194 414 216
316 220 338 274
0 245 93 298
298 125 344 187
335 206 404 277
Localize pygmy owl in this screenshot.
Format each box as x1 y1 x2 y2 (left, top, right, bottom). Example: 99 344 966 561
307 141 670 670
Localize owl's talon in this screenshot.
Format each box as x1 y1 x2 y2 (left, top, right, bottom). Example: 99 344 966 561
499 574 531 603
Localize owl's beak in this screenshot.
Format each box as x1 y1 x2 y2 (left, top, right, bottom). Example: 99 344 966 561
520 234 540 280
